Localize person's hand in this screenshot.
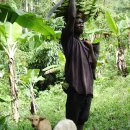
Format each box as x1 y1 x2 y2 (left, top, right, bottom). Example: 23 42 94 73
84 39 93 49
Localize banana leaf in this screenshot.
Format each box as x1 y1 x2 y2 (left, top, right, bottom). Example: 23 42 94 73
0 4 55 38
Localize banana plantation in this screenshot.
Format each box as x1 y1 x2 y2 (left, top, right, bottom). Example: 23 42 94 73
0 0 130 129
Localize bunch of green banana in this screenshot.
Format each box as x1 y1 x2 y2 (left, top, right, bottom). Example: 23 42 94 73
54 0 99 21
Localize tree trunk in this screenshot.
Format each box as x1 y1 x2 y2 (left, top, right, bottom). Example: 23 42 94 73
30 84 37 115
25 0 29 12
116 40 128 77
30 0 34 12
5 23 20 123
103 0 106 5
23 0 29 33
8 57 19 122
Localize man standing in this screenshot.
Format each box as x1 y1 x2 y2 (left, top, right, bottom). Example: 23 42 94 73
60 0 99 130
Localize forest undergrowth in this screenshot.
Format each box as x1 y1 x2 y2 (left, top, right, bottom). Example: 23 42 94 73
1 74 130 130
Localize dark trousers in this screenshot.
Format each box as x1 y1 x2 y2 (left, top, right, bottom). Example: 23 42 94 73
66 87 92 127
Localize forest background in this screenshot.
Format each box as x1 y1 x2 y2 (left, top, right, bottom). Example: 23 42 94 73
0 0 130 129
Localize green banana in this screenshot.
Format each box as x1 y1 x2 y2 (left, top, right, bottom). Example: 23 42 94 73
53 0 98 21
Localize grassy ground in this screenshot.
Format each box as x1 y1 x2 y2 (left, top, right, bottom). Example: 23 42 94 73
85 75 130 130
1 74 130 130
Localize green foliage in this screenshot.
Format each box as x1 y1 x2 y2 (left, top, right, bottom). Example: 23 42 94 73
0 22 6 39
0 4 18 23
0 4 56 39
105 11 119 35
0 115 8 130
0 43 4 50
36 84 66 127
0 1 130 130
28 41 59 69
83 18 105 43
1 75 130 129
16 13 55 38
0 98 7 103
1 41 130 129
18 32 46 52
11 22 22 41
46 17 64 31
110 0 130 17
32 0 53 18
0 22 7 45
0 22 22 50
20 69 44 84
85 75 130 129
105 11 130 49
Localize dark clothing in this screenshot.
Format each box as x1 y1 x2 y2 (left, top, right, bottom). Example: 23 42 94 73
66 87 92 125
61 25 99 129
61 28 98 96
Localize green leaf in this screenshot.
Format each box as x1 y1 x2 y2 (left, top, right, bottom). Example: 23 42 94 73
20 69 40 84
55 31 61 39
0 4 18 23
34 76 44 83
0 23 6 37
0 98 7 102
105 11 119 35
58 50 65 66
0 44 4 50
0 115 9 130
93 37 103 43
33 35 42 49
0 4 56 39
12 22 22 41
16 13 55 37
0 116 6 129
0 23 7 45
3 22 22 43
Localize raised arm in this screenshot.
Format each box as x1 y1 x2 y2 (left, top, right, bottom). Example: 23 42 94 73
66 0 77 31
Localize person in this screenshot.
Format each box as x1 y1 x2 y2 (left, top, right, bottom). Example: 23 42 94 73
60 0 99 130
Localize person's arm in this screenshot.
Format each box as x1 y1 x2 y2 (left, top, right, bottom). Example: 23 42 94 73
83 39 100 79
66 0 77 31
85 40 97 69
89 46 97 69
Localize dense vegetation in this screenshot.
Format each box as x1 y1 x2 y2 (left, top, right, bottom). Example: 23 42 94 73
0 0 130 130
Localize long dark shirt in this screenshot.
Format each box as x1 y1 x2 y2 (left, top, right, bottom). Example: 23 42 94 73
61 28 99 96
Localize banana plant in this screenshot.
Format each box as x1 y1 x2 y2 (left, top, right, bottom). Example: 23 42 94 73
0 22 22 123
0 4 58 122
0 4 56 39
105 11 130 76
19 69 44 115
